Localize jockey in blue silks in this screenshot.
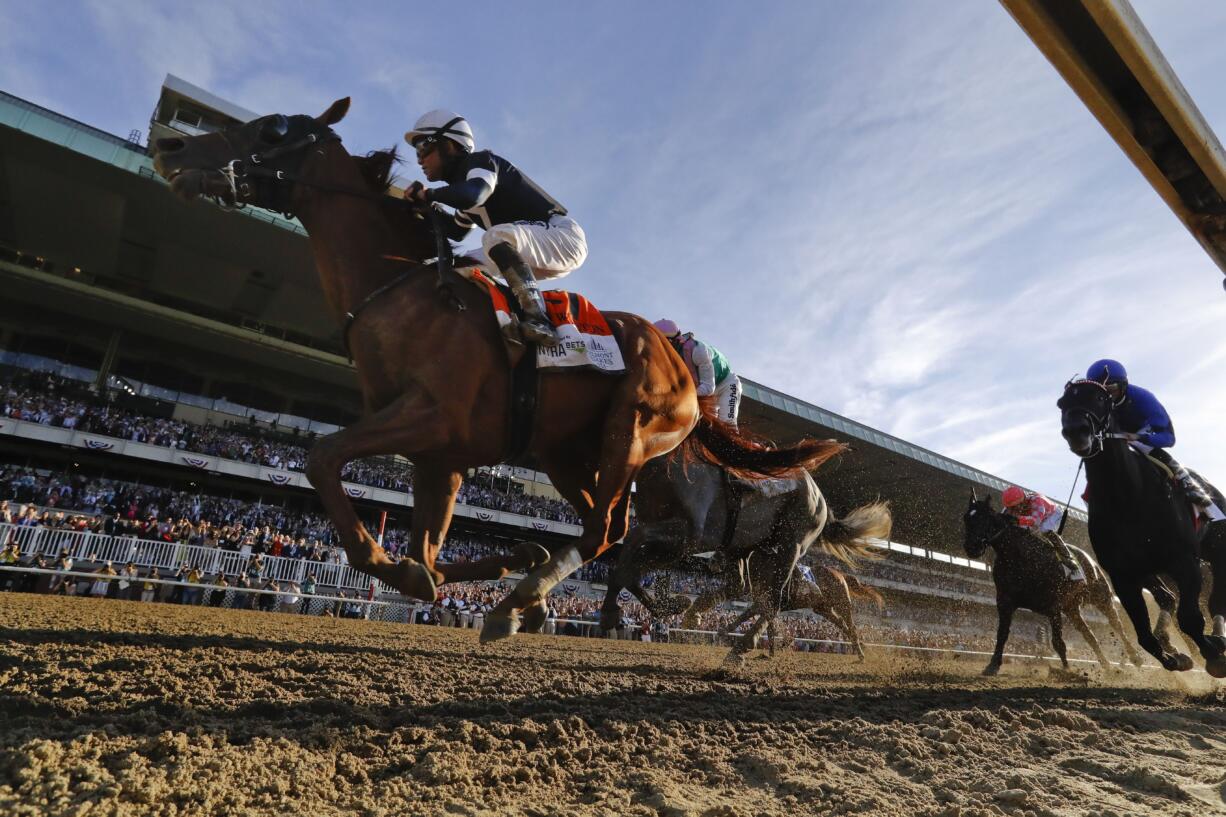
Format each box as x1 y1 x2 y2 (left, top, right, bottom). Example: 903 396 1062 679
1086 359 1222 520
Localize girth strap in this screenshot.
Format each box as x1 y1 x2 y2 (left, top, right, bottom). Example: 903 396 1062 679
505 342 539 463
341 269 419 360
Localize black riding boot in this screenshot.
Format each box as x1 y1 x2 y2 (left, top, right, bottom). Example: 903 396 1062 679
1148 448 1213 507
1043 532 1084 581
487 242 559 347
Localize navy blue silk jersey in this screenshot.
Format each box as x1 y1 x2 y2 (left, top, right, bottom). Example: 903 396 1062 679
429 150 566 235
1115 384 1176 448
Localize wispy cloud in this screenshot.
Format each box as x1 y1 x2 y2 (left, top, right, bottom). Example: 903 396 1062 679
4 0 1225 508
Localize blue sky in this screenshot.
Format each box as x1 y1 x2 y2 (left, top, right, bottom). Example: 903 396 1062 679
3 1 1225 506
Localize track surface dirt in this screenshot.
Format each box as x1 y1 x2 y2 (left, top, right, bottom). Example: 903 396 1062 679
1 594 1224 816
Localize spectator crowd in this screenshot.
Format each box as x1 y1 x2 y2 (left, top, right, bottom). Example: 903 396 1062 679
2 369 580 524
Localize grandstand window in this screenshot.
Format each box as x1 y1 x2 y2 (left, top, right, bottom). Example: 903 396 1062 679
172 108 202 127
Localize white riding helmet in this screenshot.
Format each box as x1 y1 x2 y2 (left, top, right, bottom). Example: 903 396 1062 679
405 109 475 153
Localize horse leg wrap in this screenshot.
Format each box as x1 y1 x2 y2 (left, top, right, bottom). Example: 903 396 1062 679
488 241 558 346
517 544 583 600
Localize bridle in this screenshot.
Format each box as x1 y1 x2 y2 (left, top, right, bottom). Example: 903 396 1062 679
1060 378 1129 459
207 114 347 218
965 503 1007 552
200 113 463 355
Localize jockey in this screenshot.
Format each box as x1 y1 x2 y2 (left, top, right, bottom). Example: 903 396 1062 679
1001 485 1085 581
1085 359 1223 520
403 109 587 346
653 319 742 426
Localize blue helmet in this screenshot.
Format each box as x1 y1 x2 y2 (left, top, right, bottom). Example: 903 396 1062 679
1086 359 1127 386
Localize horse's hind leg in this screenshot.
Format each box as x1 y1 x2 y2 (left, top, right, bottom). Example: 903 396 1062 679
1095 593 1143 667
726 609 771 666
684 588 727 630
1204 539 1226 644
1067 606 1113 671
412 464 549 589
1169 558 1226 677
1047 613 1070 670
1117 581 1193 671
484 397 688 642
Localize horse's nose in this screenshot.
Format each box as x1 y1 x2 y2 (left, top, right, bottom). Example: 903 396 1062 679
155 137 185 153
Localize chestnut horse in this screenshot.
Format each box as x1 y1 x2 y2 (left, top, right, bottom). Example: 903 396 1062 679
151 99 843 641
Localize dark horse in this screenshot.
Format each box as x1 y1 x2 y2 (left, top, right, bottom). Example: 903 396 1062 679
963 493 1140 675
1058 378 1226 676
151 100 845 640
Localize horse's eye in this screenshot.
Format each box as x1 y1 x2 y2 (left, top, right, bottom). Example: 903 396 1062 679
259 114 289 143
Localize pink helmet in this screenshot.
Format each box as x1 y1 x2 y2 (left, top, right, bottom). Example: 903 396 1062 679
653 319 681 338
1002 486 1026 508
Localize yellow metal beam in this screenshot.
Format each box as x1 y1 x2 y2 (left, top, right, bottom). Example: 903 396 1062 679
1000 0 1226 287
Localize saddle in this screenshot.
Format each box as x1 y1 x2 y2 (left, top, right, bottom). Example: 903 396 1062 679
457 265 627 376
1137 451 1224 530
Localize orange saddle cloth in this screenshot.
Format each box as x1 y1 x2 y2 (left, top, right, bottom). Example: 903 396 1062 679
466 269 626 374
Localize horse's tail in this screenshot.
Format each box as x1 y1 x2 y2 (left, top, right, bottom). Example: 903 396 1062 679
679 398 847 480
840 571 885 611
818 500 892 567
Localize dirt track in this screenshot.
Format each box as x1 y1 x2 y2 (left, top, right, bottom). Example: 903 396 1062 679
1 595 1224 816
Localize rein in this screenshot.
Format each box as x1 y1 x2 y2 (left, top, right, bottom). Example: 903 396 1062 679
211 122 464 357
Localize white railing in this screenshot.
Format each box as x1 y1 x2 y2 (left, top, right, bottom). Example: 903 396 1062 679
0 523 382 593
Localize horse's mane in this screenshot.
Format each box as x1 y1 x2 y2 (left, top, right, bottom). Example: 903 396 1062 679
353 147 398 193
350 147 438 260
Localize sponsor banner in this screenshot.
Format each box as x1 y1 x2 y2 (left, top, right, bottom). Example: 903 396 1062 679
181 456 210 469
343 485 366 498
83 438 115 451
265 472 293 486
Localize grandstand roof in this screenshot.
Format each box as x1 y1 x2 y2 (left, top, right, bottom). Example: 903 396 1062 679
0 86 1090 557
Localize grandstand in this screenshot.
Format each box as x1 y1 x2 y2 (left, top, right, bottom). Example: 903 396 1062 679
0 77 1108 660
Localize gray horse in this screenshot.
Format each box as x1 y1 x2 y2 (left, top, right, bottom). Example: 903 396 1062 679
601 450 891 662
684 562 883 660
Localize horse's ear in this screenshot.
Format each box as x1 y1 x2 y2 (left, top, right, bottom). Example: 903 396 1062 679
317 97 351 126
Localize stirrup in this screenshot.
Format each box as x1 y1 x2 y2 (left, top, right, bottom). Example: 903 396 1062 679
1183 482 1213 508
520 317 559 346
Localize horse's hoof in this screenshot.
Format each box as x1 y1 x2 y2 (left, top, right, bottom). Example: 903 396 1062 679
982 663 1002 677
479 613 520 644
1206 656 1226 679
514 542 551 570
395 559 437 602
1162 652 1194 672
1207 634 1226 652
722 651 747 668
521 601 547 634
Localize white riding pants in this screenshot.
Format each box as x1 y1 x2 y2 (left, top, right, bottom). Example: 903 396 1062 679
714 375 742 427
481 214 587 282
